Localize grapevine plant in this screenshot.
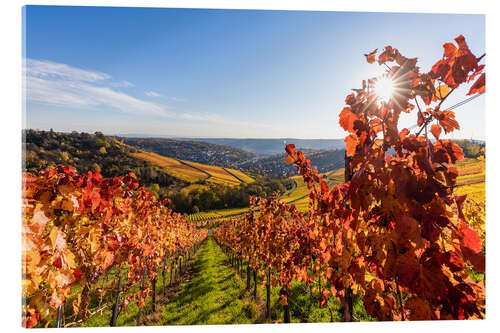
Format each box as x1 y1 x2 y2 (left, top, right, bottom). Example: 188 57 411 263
22 166 207 327
215 35 486 321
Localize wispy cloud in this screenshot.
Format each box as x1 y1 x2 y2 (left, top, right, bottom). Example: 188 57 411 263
145 91 162 97
24 59 170 116
25 59 111 82
110 80 135 88
23 59 275 135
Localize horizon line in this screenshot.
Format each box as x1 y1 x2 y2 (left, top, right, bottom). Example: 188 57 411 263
22 128 486 142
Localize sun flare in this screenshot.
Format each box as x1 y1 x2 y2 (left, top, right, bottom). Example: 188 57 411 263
374 76 394 102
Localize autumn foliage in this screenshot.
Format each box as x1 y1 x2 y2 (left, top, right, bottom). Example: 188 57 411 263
22 165 207 327
214 35 485 321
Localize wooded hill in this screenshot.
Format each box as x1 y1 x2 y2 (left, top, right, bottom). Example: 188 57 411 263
23 129 186 191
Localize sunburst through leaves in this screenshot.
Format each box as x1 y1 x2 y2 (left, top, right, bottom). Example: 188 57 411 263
373 75 394 102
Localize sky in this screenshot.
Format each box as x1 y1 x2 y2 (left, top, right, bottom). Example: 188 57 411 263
23 6 485 139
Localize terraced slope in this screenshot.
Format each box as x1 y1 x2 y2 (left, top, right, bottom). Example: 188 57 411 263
455 158 485 202
181 160 240 184
131 152 208 183
131 151 254 187
223 168 255 183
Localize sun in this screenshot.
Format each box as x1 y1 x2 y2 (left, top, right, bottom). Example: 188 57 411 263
374 75 394 102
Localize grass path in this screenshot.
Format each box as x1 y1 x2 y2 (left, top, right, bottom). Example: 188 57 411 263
74 234 371 327
156 235 261 325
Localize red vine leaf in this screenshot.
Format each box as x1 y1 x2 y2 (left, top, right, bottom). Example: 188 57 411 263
345 134 359 157
430 124 441 140
365 49 377 64
467 73 485 96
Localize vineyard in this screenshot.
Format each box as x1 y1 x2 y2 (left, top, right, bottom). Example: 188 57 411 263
22 35 486 327
22 166 208 327
132 151 254 186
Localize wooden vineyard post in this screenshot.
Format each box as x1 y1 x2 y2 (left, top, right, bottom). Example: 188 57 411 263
170 258 175 286
110 269 123 326
342 151 354 322
318 275 321 298
162 257 167 296
174 257 178 281
345 288 354 322
280 286 290 323
136 266 147 326
152 276 157 312
266 268 271 321
246 259 251 290
309 257 314 296
56 304 63 328
177 257 181 278
253 269 258 297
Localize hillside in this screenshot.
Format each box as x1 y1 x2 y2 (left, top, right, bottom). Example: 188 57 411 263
119 135 347 176
131 151 254 186
120 137 257 168
240 149 346 176
455 157 485 202
23 129 187 191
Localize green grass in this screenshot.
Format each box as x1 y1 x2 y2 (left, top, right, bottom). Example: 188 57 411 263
156 236 261 325
80 264 174 327
39 265 141 327
250 268 375 323
49 235 375 327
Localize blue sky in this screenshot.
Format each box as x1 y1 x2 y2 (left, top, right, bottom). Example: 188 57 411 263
23 6 485 139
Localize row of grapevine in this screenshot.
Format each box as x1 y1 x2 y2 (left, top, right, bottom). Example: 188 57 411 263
214 35 486 321
22 165 208 327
